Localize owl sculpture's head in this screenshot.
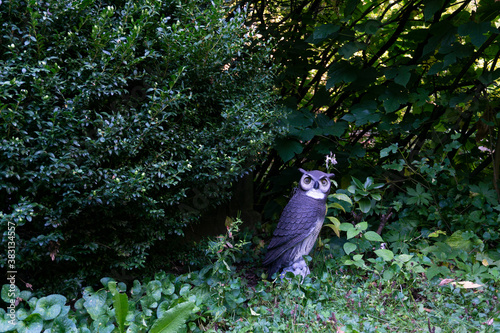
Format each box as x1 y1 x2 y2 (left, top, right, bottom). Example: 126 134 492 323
298 168 335 200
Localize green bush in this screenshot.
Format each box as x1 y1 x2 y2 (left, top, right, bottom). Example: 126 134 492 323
0 0 282 292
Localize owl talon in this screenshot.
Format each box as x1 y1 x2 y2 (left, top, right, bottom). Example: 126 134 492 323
280 258 310 279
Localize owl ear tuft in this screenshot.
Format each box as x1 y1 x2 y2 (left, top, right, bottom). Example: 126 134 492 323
327 173 335 178
298 168 308 174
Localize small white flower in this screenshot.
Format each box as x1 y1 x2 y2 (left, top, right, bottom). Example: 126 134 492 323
325 152 337 169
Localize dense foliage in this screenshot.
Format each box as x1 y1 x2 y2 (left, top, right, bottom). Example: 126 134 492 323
0 0 280 292
2 0 500 331
251 0 500 265
252 0 500 207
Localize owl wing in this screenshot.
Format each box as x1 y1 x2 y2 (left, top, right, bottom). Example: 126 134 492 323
263 193 325 270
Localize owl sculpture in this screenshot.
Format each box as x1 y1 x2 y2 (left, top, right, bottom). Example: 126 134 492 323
263 168 335 278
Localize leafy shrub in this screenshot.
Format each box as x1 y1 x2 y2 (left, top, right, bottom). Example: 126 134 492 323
0 0 282 292
381 141 500 260
322 176 500 287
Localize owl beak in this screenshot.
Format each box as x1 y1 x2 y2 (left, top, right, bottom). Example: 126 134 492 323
313 181 319 189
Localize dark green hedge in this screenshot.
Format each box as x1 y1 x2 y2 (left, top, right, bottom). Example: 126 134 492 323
0 0 282 291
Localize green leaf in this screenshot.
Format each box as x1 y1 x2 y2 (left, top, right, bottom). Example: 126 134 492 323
344 0 360 15
274 138 303 163
332 193 353 205
395 254 414 263
149 301 195 333
423 0 445 21
383 269 395 280
382 159 405 171
327 61 358 88
325 217 341 238
445 231 484 252
425 265 450 281
343 100 379 126
339 42 365 59
458 21 491 48
363 177 373 189
428 230 446 238
363 20 381 35
364 231 383 242
50 316 77 333
358 198 371 213
342 109 380 126
351 177 364 189
147 281 163 302
312 24 340 42
357 221 368 231
343 242 357 255
380 86 408 112
380 143 398 158
347 227 361 239
1 284 20 303
339 223 354 231
13 313 43 333
386 67 412 87
394 70 411 87
83 290 108 321
374 249 394 261
112 288 129 333
476 0 500 22
328 202 346 212
33 294 67 321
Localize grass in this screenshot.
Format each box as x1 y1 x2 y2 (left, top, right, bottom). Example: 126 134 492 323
210 257 500 333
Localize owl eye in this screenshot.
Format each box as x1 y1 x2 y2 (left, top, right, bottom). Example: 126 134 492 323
303 177 312 184
320 179 328 186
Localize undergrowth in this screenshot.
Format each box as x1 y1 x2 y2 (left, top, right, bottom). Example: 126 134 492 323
1 216 499 332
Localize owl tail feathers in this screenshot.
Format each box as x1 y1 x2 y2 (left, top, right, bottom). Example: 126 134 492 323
265 261 281 279
262 254 279 279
